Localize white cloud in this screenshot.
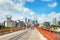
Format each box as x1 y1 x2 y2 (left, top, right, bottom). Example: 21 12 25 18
48 12 60 22
0 0 35 22
30 11 35 15
37 12 60 24
27 0 34 2
0 0 10 4
48 12 56 18
23 8 35 15
38 14 50 23
48 12 60 18
20 16 24 19
23 8 30 13
48 2 57 8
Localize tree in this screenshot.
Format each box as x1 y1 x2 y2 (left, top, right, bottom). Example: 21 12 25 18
51 25 60 30
0 25 6 29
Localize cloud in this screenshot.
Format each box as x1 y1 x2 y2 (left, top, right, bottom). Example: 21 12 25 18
0 0 10 4
48 2 57 8
0 0 35 23
27 0 34 2
38 14 50 23
37 12 60 24
23 8 35 15
30 11 35 15
20 16 24 19
48 12 60 18
12 0 34 5
23 8 30 13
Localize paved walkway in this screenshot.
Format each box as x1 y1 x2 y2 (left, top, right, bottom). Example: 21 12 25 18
28 29 41 40
0 29 47 40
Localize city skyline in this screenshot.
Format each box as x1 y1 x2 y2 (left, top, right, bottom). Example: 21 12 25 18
0 0 60 23
0 0 60 40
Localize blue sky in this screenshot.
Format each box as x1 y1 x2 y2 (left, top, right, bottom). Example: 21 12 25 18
25 0 60 14
0 0 60 23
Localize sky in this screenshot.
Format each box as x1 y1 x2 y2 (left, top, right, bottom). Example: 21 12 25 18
0 0 60 24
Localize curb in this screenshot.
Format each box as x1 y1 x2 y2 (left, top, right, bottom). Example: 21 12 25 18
35 28 48 40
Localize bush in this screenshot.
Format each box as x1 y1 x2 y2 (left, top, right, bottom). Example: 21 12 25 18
51 25 60 30
0 25 6 29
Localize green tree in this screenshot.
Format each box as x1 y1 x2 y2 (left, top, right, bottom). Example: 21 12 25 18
0 25 6 29
51 25 60 30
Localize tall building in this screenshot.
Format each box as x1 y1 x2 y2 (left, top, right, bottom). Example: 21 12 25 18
43 22 50 29
25 17 28 27
35 19 38 24
25 17 28 24
4 16 17 27
32 20 35 24
34 18 39 25
17 20 25 28
58 21 60 26
43 22 50 26
52 17 57 25
27 19 32 26
2 21 6 26
31 18 39 27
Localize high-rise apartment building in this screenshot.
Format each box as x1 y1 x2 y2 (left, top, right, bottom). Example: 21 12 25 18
52 17 57 25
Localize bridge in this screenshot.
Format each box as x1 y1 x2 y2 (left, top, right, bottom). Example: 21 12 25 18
0 27 60 40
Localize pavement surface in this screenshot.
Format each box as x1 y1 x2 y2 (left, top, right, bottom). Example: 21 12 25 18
0 28 47 40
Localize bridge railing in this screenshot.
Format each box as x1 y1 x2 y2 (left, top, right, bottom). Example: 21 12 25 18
36 27 56 40
0 27 22 32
